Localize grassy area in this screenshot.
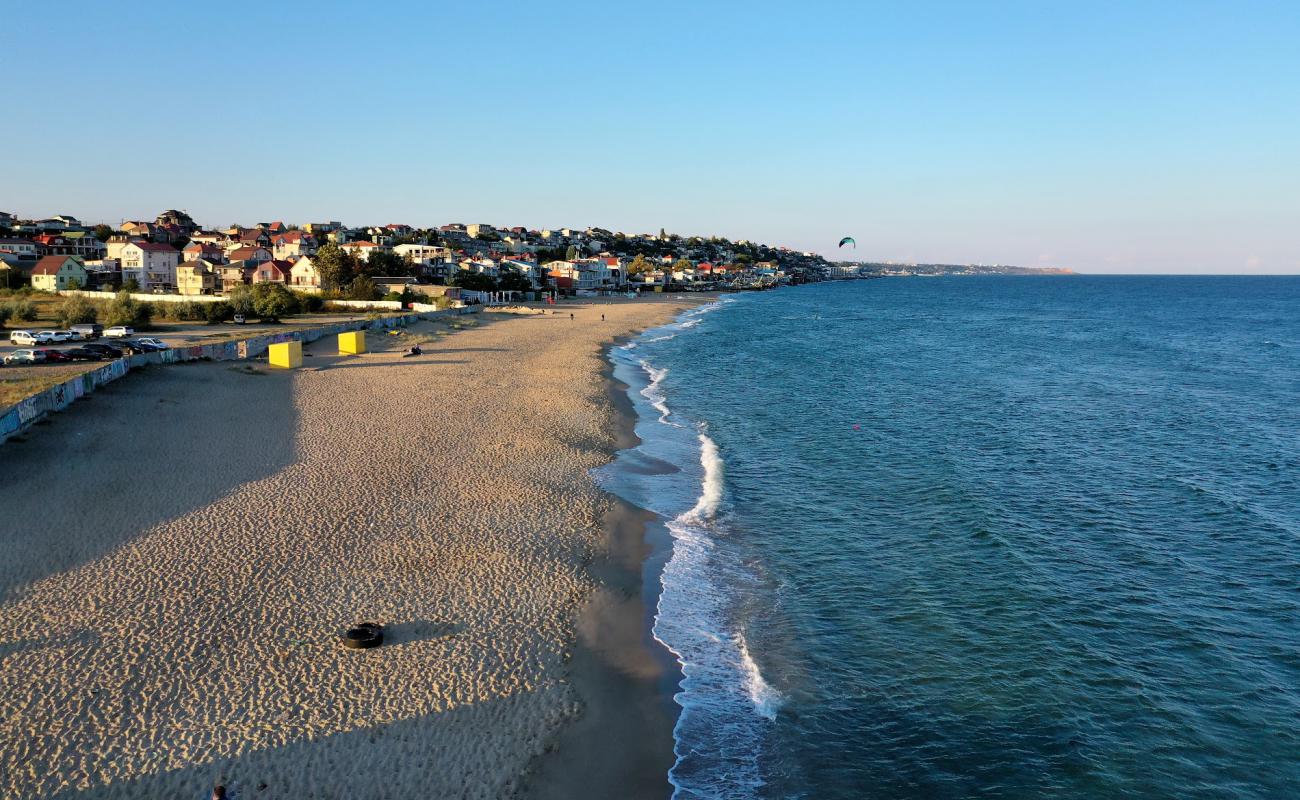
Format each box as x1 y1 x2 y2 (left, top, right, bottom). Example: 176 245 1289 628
0 363 100 408
0 291 66 329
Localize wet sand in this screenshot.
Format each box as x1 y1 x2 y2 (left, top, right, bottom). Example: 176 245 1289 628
0 298 698 799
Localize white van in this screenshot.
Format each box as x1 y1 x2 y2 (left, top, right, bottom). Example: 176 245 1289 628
8 330 39 346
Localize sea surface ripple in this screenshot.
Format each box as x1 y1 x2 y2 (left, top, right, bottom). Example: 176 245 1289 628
603 277 1300 799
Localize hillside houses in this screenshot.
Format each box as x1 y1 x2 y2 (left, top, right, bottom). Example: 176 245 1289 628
5 207 833 296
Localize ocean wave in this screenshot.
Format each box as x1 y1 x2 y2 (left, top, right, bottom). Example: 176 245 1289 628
640 361 677 425
737 632 784 721
683 433 725 523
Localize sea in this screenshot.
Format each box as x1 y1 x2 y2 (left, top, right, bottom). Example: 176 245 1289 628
595 276 1300 800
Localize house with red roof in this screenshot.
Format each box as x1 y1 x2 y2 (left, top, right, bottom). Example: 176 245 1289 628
183 242 226 264
248 259 293 285
120 241 179 291
30 255 88 292
272 230 318 260
32 234 74 256
227 245 271 264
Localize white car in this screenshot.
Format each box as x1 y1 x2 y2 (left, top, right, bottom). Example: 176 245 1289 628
104 326 134 338
8 330 39 346
39 330 72 343
3 349 45 366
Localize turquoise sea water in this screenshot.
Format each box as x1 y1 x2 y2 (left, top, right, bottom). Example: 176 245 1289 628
598 277 1300 799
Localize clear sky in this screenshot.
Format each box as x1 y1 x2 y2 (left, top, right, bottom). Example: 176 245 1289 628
5 1 1298 273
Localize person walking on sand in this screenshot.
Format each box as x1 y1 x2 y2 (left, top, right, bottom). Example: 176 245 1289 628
570 313 574 321
601 313 605 321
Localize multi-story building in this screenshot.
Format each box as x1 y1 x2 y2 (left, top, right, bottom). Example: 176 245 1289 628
176 260 218 295
119 241 179 290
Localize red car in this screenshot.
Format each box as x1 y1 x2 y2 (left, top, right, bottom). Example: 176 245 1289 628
34 349 71 363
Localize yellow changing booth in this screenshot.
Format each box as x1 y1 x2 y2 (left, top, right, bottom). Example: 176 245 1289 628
267 340 302 369
338 330 366 355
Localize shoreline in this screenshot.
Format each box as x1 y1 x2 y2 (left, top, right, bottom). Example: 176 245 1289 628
522 332 686 798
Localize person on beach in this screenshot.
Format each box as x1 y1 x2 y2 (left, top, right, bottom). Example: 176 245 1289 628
403 345 422 358
601 313 605 321
569 313 574 321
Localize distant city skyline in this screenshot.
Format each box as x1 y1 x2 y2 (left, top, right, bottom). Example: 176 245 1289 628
7 1 1298 274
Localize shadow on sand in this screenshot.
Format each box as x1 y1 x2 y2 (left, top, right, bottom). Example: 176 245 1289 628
0 361 298 603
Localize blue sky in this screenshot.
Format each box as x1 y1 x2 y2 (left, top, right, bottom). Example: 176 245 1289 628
5 1 1298 273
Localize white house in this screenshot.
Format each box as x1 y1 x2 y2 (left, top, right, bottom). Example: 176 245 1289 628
120 241 180 290
393 243 451 266
272 230 318 261
340 240 384 262
289 256 321 289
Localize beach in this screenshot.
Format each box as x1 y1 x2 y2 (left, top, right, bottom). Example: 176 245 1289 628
0 297 698 799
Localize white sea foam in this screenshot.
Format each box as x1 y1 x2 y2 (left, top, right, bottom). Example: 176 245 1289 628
639 361 675 424
737 632 784 721
684 433 725 523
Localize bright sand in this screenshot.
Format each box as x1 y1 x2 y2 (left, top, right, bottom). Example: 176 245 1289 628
0 298 698 799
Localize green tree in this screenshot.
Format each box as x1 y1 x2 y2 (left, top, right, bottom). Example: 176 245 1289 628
347 275 378 300
104 290 152 327
450 271 497 292
565 244 579 261
0 303 11 326
66 277 82 291
57 295 98 327
123 277 141 292
204 301 233 324
497 269 533 293
252 283 299 321
672 258 693 273
227 285 256 318
627 254 652 275
363 250 411 278
94 224 115 242
312 242 356 291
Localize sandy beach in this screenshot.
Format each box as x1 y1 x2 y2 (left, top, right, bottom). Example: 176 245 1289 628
0 297 698 799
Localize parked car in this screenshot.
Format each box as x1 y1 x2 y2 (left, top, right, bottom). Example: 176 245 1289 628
135 337 168 350
38 331 71 343
63 347 105 362
79 343 123 359
232 314 246 324
70 323 103 339
104 326 134 338
9 330 39 346
34 349 72 363
116 340 152 355
3 349 45 366
60 329 83 341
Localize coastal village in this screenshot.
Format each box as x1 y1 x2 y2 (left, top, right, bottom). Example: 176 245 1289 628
0 209 839 299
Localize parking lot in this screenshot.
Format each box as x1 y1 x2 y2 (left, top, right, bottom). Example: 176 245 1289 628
1 312 369 359
0 312 371 406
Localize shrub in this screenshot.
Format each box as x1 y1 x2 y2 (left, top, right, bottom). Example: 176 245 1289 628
6 298 38 322
434 295 454 310
204 301 233 324
382 291 404 302
57 295 98 327
294 291 324 313
227 285 255 318
251 283 299 321
347 276 378 301
0 303 11 326
104 290 153 328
